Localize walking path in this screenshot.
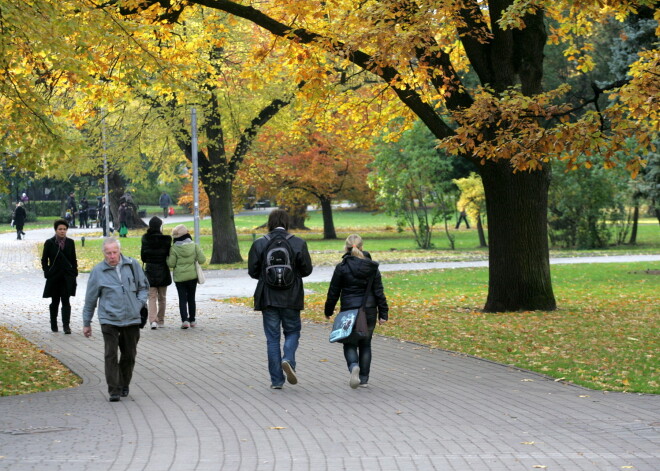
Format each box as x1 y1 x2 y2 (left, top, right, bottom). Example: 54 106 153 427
0 226 658 470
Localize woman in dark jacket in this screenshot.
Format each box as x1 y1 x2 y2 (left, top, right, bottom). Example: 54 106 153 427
140 217 172 329
325 234 388 389
13 202 27 240
41 219 78 333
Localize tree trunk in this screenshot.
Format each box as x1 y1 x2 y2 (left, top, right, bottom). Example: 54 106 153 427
628 204 639 245
476 214 488 248
288 203 310 230
480 161 556 312
207 181 242 264
320 196 337 239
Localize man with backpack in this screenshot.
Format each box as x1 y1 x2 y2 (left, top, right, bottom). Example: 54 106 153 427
248 209 313 389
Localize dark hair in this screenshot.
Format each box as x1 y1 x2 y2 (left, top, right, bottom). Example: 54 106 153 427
54 218 69 230
267 209 289 232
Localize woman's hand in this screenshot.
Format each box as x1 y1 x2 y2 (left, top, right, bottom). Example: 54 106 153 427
378 318 387 326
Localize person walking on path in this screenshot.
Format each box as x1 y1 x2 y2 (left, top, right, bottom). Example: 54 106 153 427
159 191 173 218
247 209 313 389
455 208 470 229
79 197 89 229
66 192 77 228
141 217 172 329
325 234 389 389
41 219 78 334
167 224 206 329
82 237 149 402
12 202 27 240
118 202 128 237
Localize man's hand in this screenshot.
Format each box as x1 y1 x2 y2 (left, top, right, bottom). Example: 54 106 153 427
83 326 92 338
378 319 388 326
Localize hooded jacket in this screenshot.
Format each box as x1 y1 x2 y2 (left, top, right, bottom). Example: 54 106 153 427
82 255 149 327
324 252 389 320
140 231 172 287
167 239 206 283
247 229 313 311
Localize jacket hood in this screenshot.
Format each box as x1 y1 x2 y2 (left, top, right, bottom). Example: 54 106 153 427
342 254 379 279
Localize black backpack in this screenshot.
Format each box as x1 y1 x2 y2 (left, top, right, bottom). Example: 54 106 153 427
262 232 295 289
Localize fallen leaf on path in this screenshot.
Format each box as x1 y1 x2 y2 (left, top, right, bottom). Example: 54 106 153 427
269 426 286 430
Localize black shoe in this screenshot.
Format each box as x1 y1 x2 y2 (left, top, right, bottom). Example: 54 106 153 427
109 394 120 402
63 327 71 334
51 327 58 333
120 386 129 397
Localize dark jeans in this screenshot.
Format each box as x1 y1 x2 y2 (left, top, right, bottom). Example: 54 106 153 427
49 278 71 330
175 279 197 322
262 307 301 386
101 324 140 396
162 207 168 218
343 310 377 384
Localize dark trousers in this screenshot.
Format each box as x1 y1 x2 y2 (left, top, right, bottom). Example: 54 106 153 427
343 309 377 384
15 224 24 239
101 324 140 396
175 279 197 322
49 279 71 331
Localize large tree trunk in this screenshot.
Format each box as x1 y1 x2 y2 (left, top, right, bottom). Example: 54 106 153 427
319 196 337 239
287 203 310 230
207 180 242 264
480 161 556 312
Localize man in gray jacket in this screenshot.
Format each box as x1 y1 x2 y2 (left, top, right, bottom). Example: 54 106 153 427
83 237 149 402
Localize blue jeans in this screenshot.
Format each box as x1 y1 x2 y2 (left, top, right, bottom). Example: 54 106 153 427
262 307 301 386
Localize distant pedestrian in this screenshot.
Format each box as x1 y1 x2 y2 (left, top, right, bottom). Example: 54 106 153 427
141 217 172 329
455 208 470 229
79 197 89 229
118 202 128 237
159 191 173 218
12 202 27 240
325 234 389 389
41 219 78 334
66 192 77 228
82 237 149 402
247 209 313 389
167 224 206 329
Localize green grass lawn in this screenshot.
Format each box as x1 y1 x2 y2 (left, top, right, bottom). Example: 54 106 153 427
231 261 660 394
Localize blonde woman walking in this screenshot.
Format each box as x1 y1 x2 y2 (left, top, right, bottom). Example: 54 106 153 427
325 234 388 388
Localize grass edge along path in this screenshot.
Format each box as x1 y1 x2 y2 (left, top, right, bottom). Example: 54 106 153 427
0 325 81 396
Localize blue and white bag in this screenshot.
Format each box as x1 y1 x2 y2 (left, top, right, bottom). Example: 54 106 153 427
329 309 359 343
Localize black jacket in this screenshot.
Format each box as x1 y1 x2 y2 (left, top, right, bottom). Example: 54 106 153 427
247 229 313 311
324 252 389 320
13 206 27 226
140 231 172 287
41 236 78 298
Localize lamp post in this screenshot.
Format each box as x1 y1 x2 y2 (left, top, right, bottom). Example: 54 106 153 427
101 111 110 237
191 108 200 244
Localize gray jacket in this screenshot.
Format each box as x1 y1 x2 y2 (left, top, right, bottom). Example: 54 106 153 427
82 255 149 327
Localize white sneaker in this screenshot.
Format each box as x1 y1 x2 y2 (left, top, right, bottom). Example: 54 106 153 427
189 322 196 328
349 365 360 389
151 322 158 330
281 360 298 385
181 321 190 329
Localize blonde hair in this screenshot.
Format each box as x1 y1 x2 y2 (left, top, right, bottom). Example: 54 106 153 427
344 234 365 259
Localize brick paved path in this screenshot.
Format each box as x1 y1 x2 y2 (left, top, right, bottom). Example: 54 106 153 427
0 232 658 470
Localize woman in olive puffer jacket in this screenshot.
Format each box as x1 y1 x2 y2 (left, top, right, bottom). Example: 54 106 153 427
167 224 206 329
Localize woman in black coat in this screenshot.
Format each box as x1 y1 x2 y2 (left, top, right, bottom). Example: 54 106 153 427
41 219 78 333
325 234 389 389
140 216 172 329
13 202 27 240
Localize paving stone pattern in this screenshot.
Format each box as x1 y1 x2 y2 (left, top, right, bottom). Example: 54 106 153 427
0 230 658 470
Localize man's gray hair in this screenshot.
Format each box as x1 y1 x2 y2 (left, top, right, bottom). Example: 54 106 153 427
102 237 121 252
